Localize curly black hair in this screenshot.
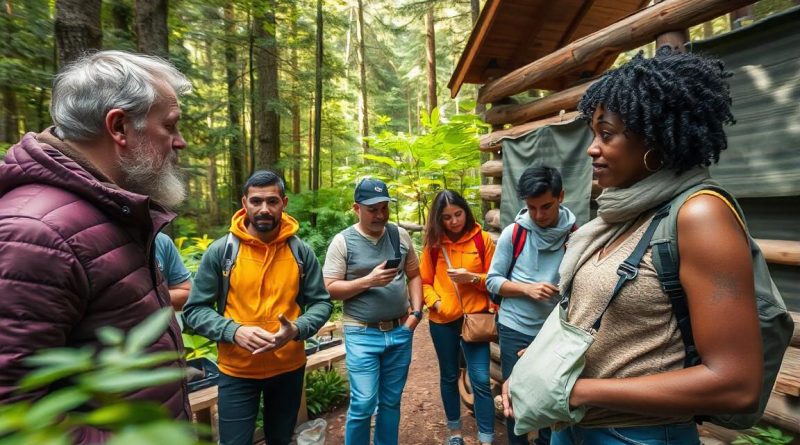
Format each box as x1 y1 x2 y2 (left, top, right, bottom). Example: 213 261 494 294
578 46 735 173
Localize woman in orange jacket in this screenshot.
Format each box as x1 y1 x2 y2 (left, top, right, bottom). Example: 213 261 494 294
420 190 496 445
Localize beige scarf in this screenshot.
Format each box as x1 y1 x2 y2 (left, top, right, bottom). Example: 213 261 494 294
558 168 715 292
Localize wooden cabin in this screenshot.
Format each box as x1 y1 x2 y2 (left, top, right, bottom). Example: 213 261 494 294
449 0 800 441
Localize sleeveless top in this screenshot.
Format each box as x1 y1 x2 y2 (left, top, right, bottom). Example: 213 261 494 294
342 225 410 322
567 212 691 427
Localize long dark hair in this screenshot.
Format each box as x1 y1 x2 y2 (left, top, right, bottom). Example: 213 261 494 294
424 190 476 249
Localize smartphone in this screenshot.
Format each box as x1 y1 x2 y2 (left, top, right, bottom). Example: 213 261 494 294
384 257 402 269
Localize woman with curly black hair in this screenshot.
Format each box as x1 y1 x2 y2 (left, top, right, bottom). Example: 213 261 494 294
503 47 765 444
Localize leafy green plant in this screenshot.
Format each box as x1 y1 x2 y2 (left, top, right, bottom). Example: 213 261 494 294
0 308 207 445
733 426 794 445
181 333 217 362
305 369 348 418
175 235 214 274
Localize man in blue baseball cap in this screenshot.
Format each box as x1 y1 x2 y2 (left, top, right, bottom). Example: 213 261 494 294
323 178 423 445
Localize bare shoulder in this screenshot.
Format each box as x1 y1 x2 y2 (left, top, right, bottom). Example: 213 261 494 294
676 193 744 237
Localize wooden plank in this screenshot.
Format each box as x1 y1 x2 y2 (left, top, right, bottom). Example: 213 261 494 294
477 0 756 103
791 312 800 348
399 222 424 233
189 385 219 413
753 239 800 267
483 82 591 126
479 111 580 151
763 391 800 434
305 344 346 372
774 346 800 398
447 0 502 98
490 342 501 363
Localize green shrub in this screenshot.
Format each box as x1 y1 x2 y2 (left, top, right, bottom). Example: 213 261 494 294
733 426 794 445
305 369 348 418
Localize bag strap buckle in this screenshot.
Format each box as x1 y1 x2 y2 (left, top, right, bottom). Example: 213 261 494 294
616 261 638 281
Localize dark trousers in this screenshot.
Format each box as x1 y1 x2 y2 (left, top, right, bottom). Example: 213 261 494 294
498 323 551 445
217 366 305 445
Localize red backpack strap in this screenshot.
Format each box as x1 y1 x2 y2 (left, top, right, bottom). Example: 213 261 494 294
506 223 527 276
472 232 486 269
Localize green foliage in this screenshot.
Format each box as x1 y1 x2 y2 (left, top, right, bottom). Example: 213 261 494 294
181 333 218 362
0 308 206 445
175 234 214 275
364 106 490 225
287 189 357 263
733 426 794 445
304 369 348 418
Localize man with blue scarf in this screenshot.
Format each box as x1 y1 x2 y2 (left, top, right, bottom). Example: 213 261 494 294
486 166 577 445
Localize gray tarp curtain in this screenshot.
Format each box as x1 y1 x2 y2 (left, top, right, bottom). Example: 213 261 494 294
692 6 800 198
499 118 592 229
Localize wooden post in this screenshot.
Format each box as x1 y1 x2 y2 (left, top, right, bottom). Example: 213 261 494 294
654 0 688 52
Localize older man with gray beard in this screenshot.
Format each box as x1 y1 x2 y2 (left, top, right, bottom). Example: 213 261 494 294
0 50 191 444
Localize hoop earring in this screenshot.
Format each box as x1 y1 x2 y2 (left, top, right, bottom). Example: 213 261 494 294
643 149 663 172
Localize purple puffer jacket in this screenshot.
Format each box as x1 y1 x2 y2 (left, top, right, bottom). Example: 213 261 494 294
0 131 191 443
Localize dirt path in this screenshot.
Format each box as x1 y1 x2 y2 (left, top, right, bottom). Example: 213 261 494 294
322 318 509 444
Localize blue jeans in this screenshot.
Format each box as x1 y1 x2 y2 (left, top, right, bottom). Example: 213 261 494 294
343 324 413 445
429 319 494 444
498 323 550 445
217 366 305 445
552 423 700 445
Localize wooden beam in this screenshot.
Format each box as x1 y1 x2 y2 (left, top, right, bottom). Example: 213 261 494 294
480 160 503 177
555 0 596 49
477 0 756 103
447 0 501 98
399 222 424 233
763 391 800 433
484 82 591 126
480 184 502 202
480 111 580 151
485 209 500 231
753 239 800 267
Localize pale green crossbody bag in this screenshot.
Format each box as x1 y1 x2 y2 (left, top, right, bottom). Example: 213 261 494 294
509 204 670 435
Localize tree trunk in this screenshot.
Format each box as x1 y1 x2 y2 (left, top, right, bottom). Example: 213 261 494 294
425 6 437 114
208 152 220 224
55 0 102 67
312 0 323 227
356 0 368 154
1 87 17 143
134 0 168 57
290 2 301 194
224 3 245 200
307 105 313 190
253 0 281 175
110 1 133 43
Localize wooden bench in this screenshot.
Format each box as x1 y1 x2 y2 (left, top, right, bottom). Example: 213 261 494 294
297 343 347 425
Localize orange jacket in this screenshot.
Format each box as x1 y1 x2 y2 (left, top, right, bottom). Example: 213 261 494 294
217 210 306 379
420 223 495 324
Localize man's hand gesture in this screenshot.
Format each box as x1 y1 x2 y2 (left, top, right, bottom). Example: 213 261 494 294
252 314 299 354
364 261 397 288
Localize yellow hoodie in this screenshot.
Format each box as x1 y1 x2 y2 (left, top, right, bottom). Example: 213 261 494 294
420 223 496 324
217 209 306 379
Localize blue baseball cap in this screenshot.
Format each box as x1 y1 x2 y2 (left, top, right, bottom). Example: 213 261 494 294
354 178 392 205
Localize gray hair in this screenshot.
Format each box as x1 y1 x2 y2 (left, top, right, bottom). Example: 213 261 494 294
51 50 192 141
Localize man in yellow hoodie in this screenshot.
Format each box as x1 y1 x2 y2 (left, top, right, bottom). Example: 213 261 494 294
184 170 333 445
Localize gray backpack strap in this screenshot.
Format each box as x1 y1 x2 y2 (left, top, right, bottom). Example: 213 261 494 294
386 223 401 259
651 184 794 429
287 235 306 301
220 233 240 313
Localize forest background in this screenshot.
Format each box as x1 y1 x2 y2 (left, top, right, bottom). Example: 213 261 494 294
0 0 795 262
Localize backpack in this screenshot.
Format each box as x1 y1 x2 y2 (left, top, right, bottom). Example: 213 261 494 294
647 184 794 429
220 233 307 310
